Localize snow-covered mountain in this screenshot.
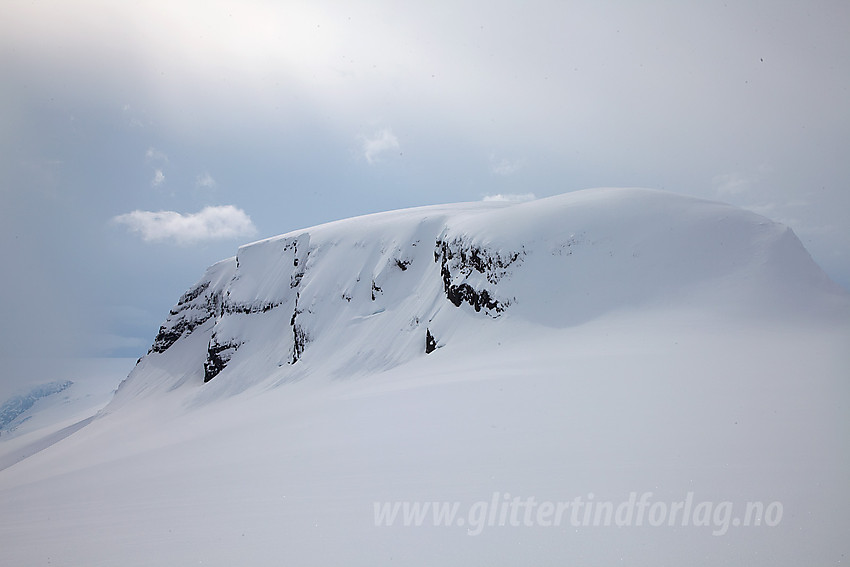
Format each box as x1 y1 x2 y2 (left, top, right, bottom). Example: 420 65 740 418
113 188 845 406
1 188 848 566
0 381 74 433
0 358 135 471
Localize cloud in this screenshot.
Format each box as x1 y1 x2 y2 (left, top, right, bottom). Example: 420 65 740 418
196 172 216 189
84 333 149 357
713 165 772 197
490 156 526 176
145 147 168 164
151 169 165 187
146 148 167 187
112 205 257 245
482 193 537 203
712 172 753 196
361 128 400 164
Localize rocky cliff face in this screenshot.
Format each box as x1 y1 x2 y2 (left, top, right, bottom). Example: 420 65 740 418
118 188 845 403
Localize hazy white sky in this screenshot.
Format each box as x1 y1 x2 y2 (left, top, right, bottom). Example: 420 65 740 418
1 0 848 370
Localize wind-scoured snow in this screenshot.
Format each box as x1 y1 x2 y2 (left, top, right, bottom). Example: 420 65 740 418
0 188 847 566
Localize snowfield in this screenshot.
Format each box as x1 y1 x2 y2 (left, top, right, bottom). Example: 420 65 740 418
1 188 848 565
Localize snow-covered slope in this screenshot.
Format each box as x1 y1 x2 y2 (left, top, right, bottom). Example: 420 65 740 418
113 188 845 406
1 188 848 566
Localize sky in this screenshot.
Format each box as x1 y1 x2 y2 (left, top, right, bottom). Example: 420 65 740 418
1 0 849 381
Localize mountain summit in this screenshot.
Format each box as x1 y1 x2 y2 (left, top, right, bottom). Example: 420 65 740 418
114 188 845 405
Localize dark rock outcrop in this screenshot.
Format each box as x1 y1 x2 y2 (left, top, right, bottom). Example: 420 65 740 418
434 237 523 316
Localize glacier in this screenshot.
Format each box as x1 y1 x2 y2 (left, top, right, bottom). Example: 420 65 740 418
0 381 73 433
0 188 848 566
